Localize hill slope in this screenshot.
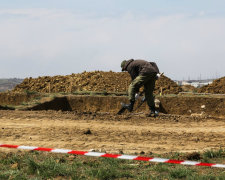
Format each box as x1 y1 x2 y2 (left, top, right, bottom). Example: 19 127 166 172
0 78 23 92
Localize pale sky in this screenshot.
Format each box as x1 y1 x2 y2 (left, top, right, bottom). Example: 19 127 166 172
0 0 225 80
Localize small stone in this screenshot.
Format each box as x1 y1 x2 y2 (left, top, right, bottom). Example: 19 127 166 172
119 150 124 154
140 151 145 155
84 129 92 135
201 105 206 109
186 152 201 160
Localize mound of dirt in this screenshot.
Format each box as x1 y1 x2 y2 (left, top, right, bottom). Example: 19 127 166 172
155 75 182 94
197 76 225 94
12 71 182 95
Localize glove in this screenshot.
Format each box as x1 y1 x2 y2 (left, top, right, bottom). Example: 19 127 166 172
141 96 146 102
135 93 140 100
156 72 164 79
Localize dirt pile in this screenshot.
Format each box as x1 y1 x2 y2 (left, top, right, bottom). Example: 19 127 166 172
155 75 182 94
12 71 182 94
198 76 225 94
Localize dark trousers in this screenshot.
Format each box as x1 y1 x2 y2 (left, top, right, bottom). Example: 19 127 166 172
128 73 156 109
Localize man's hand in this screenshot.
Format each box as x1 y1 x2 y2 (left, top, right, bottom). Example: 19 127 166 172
135 91 144 100
156 72 164 79
135 93 140 100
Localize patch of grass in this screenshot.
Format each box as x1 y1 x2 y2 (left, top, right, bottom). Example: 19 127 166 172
191 173 225 180
72 90 92 95
34 102 41 105
0 105 15 110
24 90 38 95
0 150 224 179
169 152 181 159
90 159 134 179
203 149 225 159
0 153 22 165
21 102 28 106
27 157 74 178
0 170 27 180
152 163 170 175
87 166 133 179
34 96 42 100
169 167 195 179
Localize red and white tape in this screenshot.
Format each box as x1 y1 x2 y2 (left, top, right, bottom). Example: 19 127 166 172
0 144 224 168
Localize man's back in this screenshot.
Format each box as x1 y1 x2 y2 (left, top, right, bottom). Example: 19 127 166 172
125 59 159 79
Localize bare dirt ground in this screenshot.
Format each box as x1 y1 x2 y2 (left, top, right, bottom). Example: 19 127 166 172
0 110 224 155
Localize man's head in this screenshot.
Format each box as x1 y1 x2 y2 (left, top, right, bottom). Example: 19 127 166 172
121 60 127 71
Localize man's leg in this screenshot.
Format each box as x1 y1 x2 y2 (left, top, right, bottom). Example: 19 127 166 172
144 74 157 116
128 76 145 101
124 76 145 112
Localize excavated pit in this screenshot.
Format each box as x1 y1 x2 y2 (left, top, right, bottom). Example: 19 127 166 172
25 95 225 117
0 92 224 117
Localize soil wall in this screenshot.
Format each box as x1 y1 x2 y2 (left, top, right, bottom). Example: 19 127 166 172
158 96 225 117
27 95 225 117
0 92 224 117
0 92 38 106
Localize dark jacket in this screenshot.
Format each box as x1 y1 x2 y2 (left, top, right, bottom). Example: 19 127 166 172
123 59 159 80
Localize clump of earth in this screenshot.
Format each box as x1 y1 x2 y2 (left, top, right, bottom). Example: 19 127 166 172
12 71 182 94
198 76 225 94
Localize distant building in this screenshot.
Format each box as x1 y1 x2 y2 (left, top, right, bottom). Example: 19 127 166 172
175 79 213 88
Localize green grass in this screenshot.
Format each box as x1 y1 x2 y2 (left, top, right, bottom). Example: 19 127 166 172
169 167 195 179
24 90 38 95
203 149 225 159
0 150 224 180
0 105 15 110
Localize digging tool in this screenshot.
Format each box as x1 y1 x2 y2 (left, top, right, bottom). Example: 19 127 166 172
117 102 127 115
156 72 164 79
134 96 146 111
117 93 145 115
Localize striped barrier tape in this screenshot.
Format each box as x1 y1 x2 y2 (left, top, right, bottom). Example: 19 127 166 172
0 144 225 168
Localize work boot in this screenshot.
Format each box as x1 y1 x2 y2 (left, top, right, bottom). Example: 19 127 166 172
123 100 135 112
148 110 159 117
148 106 159 117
